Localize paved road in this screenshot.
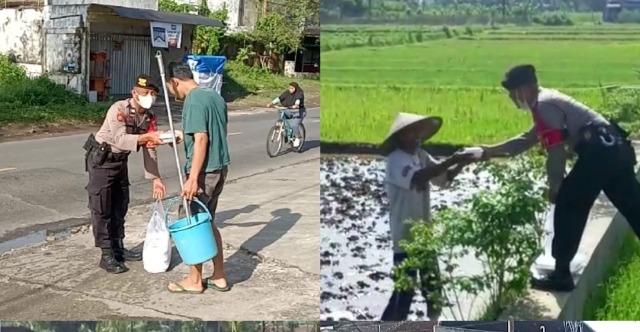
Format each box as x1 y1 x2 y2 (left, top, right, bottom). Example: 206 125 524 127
0 107 320 240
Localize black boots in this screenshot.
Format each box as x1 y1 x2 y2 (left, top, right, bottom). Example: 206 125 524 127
530 264 575 292
99 248 128 274
112 239 142 262
99 240 141 274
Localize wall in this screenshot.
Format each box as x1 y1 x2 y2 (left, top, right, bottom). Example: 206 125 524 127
43 5 87 94
0 8 44 74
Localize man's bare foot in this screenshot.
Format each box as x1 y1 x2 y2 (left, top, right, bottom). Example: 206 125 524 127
167 279 204 294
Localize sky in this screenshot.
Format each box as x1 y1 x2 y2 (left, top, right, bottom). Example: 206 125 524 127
585 321 640 332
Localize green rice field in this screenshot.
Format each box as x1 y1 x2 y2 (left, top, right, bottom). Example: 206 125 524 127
321 25 640 145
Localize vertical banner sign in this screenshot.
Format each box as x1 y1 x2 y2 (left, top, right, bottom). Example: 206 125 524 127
150 22 182 48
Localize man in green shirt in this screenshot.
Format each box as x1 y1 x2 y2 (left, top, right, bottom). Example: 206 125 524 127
165 62 230 294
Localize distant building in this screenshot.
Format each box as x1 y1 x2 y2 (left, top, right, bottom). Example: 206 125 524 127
603 0 640 21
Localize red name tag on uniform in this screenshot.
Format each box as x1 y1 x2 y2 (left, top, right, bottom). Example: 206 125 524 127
532 107 564 149
539 129 564 148
148 115 157 133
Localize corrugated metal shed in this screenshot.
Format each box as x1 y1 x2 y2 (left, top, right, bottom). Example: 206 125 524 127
91 4 225 27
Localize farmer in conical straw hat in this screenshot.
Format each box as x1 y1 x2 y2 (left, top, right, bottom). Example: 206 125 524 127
381 112 475 320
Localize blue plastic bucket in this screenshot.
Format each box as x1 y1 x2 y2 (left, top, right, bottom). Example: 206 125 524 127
165 198 218 265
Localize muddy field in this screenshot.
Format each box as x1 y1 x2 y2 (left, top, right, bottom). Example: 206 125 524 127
320 156 504 320
319 156 582 321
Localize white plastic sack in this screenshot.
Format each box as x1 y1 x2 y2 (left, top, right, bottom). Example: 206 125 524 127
143 200 172 273
531 204 587 277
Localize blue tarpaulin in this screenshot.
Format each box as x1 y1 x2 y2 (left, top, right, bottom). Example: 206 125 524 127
183 55 227 94
183 55 226 75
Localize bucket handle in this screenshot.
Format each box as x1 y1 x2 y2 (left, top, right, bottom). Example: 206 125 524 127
164 197 212 225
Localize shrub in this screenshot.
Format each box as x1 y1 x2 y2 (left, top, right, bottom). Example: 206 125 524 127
395 155 547 319
598 88 640 137
0 55 26 84
532 13 574 26
617 9 640 23
442 26 452 38
0 54 108 124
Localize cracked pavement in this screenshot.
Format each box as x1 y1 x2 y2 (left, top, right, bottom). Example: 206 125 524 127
0 159 320 320
0 108 320 320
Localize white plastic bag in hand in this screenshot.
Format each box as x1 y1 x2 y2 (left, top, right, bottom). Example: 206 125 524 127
143 200 172 273
531 204 586 277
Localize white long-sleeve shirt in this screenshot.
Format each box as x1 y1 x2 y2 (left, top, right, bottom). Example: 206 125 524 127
385 148 448 254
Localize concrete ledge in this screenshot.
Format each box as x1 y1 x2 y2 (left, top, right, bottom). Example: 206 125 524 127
501 144 640 320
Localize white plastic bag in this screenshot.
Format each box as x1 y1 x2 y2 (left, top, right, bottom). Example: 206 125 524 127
143 200 172 273
531 204 587 277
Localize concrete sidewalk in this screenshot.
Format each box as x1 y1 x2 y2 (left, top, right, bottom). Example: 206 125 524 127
0 159 320 321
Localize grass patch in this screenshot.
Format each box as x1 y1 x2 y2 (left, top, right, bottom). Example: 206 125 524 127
224 60 297 93
321 39 640 86
584 232 640 319
222 60 319 104
0 77 110 125
0 57 318 126
321 27 640 144
321 85 612 145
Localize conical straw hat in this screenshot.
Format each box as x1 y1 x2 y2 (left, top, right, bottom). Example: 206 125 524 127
380 112 442 156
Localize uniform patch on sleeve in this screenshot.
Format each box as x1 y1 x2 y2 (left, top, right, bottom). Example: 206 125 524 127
116 111 126 122
401 165 412 177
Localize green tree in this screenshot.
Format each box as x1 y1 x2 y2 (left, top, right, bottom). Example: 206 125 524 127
396 155 547 319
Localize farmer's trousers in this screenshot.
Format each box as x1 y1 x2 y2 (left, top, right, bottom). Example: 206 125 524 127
553 128 640 272
87 156 130 249
283 108 306 137
381 253 442 320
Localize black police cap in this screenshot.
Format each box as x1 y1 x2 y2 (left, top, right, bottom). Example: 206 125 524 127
135 74 159 92
501 64 538 90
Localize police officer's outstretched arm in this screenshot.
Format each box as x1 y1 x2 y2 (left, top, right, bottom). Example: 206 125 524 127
107 106 162 151
481 127 538 159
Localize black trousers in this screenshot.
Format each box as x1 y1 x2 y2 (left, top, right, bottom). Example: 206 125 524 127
553 136 640 271
381 253 442 320
86 155 130 249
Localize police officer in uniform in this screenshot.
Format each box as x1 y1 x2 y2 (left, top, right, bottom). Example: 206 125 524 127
84 75 166 274
472 64 640 291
